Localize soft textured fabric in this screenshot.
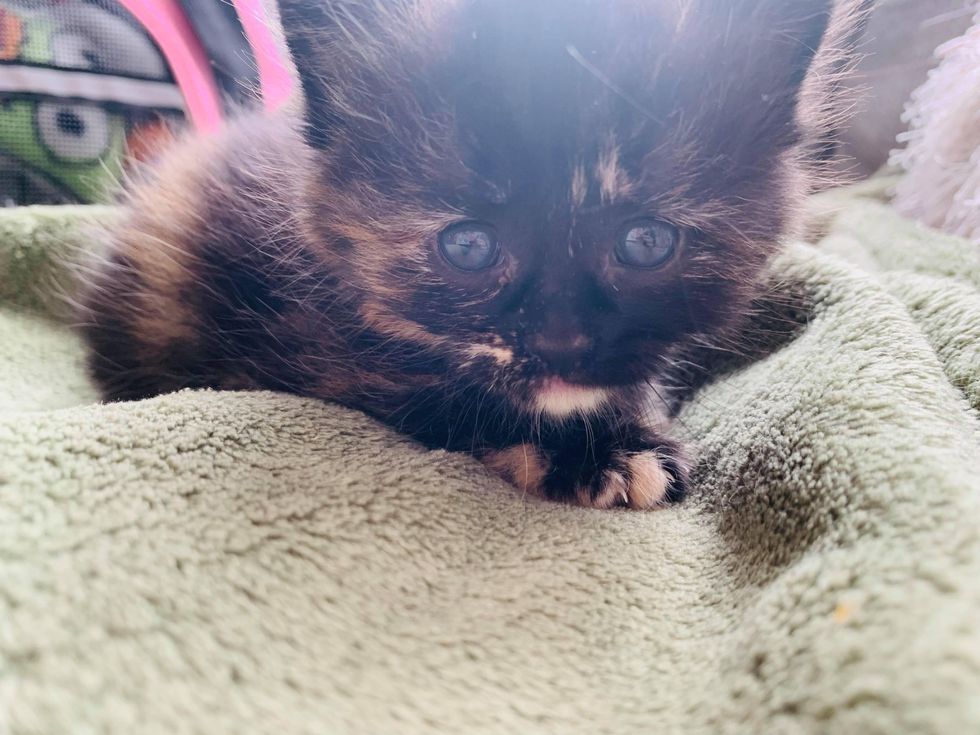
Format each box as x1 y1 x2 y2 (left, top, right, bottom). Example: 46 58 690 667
1 183 979 734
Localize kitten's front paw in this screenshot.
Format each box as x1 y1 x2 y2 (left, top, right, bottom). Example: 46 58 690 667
481 441 688 510
586 449 687 509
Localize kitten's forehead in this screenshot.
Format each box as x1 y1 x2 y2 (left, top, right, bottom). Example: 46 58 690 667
436 2 673 128
415 2 677 209
291 0 844 236
410 0 781 198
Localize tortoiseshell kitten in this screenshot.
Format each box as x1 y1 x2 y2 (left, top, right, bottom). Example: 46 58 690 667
79 0 868 508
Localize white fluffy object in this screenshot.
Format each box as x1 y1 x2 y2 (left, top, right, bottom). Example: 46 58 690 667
891 11 980 243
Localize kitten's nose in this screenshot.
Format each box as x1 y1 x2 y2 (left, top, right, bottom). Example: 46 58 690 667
530 333 593 375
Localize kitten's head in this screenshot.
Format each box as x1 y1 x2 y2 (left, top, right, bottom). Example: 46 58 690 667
279 0 868 418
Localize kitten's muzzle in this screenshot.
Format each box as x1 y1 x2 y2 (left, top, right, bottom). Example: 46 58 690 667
529 333 594 377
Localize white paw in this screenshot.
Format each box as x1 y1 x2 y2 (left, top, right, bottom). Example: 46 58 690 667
582 451 675 510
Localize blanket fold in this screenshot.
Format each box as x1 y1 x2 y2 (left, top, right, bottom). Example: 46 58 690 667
1 181 978 734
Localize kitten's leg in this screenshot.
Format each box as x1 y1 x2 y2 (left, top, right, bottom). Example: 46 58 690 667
481 429 689 510
80 247 212 401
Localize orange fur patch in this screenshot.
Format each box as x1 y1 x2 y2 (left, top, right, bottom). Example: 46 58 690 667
481 444 549 496
624 452 672 509
595 142 634 204
359 299 447 347
116 132 228 352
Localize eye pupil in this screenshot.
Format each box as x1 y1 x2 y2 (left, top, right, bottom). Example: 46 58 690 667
56 110 85 137
615 218 678 268
439 223 499 271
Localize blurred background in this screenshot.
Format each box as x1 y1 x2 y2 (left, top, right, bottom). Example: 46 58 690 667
0 0 290 206
837 0 975 178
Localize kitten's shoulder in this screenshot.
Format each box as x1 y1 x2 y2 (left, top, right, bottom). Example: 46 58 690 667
123 111 308 244
79 111 315 399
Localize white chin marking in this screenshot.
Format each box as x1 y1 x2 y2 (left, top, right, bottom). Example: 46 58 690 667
535 380 610 418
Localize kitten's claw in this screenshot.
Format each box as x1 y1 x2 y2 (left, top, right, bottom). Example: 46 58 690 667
585 451 683 510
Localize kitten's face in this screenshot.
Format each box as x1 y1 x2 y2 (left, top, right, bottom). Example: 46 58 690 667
282 0 841 417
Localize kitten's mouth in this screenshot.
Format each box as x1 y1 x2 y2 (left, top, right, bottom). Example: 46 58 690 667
534 377 611 418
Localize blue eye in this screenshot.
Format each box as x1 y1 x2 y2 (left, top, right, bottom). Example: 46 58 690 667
438 222 500 271
615 218 679 268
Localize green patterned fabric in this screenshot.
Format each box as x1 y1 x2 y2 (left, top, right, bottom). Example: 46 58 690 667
1 182 978 734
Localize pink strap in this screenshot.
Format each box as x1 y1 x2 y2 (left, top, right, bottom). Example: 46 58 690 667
232 0 294 110
117 0 224 132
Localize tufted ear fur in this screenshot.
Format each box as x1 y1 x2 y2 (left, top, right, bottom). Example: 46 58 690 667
798 0 876 166
645 0 873 167
276 0 444 149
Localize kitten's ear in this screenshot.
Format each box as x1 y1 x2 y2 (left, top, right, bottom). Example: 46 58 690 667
716 0 870 96
796 0 876 161
676 0 873 149
733 0 837 87
276 0 416 148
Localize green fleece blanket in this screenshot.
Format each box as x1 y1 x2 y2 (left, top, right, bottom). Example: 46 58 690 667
1 181 979 734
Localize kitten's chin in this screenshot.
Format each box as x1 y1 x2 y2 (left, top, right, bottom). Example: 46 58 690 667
534 378 611 419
